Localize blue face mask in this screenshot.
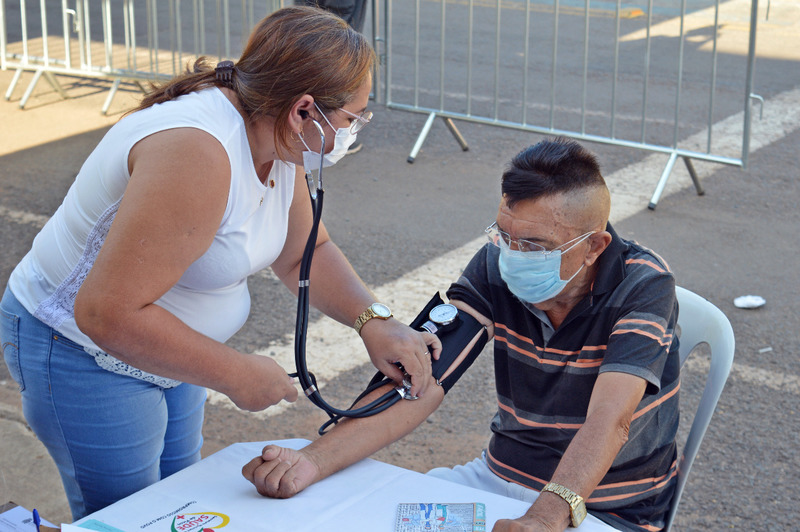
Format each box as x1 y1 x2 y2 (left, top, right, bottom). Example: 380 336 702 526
497 233 591 304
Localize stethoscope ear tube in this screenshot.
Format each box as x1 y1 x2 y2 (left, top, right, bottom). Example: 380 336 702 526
292 118 401 435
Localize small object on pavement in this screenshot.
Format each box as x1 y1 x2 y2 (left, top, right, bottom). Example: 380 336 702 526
733 295 766 309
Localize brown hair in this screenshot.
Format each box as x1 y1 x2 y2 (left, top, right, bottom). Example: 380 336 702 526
130 6 375 157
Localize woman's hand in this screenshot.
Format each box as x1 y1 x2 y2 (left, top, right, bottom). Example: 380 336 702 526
359 319 441 398
223 355 298 412
242 445 320 498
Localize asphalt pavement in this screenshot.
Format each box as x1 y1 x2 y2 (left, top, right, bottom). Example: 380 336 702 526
1 1 799 529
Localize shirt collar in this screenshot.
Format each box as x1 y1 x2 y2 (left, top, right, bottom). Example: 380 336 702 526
589 222 629 297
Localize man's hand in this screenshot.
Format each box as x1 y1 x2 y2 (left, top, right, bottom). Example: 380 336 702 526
242 445 320 498
492 514 561 532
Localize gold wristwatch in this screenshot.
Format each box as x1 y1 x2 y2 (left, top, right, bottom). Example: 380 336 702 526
353 303 392 335
541 482 587 527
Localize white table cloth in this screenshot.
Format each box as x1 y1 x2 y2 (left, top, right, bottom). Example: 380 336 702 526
75 439 615 531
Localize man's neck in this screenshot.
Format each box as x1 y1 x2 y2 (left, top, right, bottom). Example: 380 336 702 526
535 263 598 330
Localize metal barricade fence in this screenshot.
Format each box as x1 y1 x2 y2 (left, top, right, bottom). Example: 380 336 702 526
382 0 762 209
1 0 761 208
1 0 287 114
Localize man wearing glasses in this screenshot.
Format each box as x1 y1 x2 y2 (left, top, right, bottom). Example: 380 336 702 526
244 137 680 532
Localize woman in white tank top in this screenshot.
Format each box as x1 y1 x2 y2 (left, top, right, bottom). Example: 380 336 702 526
0 6 440 520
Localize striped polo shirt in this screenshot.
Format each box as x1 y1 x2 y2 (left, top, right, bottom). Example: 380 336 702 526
446 223 679 532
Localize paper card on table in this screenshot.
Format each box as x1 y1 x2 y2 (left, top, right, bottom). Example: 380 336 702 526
0 504 58 531
396 502 486 532
65 519 126 531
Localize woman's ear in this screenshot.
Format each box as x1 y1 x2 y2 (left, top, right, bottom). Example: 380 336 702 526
290 95 315 133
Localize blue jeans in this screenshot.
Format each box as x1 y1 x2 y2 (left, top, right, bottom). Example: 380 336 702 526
1 287 206 521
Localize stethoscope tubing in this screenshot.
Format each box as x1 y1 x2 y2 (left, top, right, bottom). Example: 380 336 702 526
291 118 401 434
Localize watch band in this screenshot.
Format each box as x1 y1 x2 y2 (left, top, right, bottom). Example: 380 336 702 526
541 482 587 528
353 303 392 336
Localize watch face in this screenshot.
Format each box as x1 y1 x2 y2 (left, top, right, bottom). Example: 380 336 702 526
573 502 587 526
429 304 458 325
371 303 392 318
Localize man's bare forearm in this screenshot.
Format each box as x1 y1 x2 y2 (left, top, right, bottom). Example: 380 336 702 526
302 381 445 481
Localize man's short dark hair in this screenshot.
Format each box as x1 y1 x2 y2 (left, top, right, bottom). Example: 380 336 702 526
501 137 606 208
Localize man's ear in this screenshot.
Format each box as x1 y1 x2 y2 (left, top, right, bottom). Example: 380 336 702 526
585 231 612 266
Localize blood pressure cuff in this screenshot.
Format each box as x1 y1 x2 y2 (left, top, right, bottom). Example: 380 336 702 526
368 292 488 394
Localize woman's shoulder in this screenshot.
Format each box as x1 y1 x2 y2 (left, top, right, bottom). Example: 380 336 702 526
125 88 237 128
108 88 243 160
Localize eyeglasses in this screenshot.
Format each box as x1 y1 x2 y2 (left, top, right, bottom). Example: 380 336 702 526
338 107 373 133
485 222 594 256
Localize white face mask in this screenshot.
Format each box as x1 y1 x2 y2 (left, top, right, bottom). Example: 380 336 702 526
300 103 358 171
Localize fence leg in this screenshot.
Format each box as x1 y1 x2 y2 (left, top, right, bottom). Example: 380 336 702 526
102 78 122 115
43 71 68 100
18 69 68 109
443 117 469 152
19 69 44 109
4 68 23 101
683 156 704 196
648 151 679 210
407 111 437 163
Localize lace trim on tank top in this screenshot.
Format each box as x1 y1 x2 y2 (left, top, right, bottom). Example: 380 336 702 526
34 198 122 330
83 347 181 388
31 198 182 388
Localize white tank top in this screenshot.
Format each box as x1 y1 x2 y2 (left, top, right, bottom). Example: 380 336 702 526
9 88 296 350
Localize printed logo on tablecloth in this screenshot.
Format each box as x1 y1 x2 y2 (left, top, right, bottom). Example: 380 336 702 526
170 511 230 531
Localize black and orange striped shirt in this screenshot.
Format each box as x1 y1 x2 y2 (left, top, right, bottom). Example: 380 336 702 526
447 223 679 532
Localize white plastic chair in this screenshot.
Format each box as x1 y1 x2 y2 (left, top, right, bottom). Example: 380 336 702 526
664 286 735 530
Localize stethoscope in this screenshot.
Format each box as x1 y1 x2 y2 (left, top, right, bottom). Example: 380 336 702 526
290 118 407 435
